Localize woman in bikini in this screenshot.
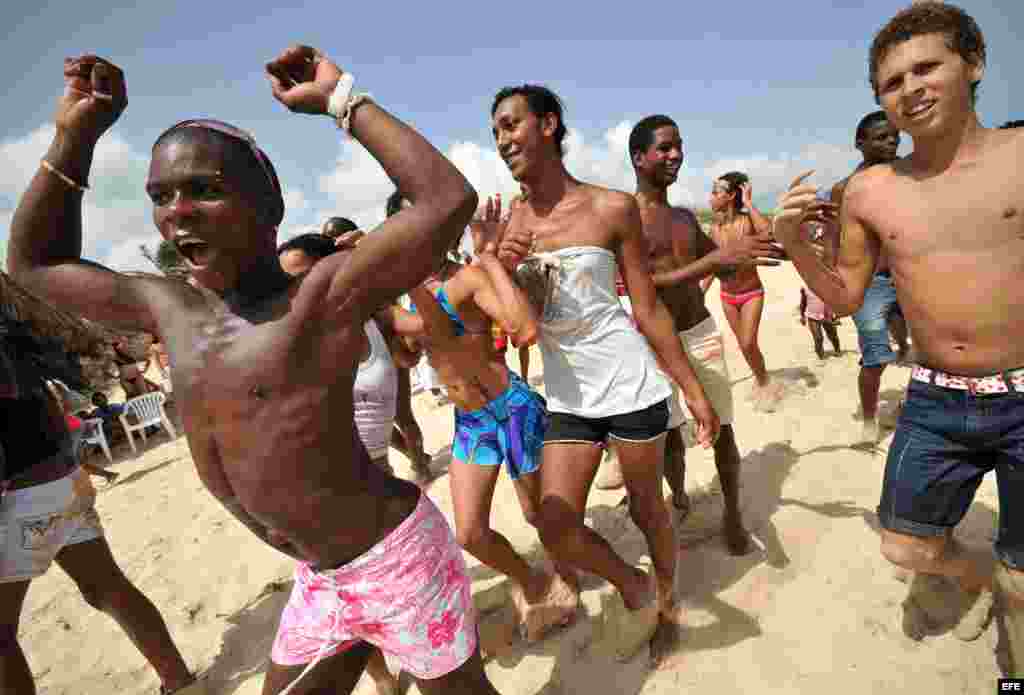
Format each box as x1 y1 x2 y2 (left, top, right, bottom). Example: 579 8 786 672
704 172 781 409
387 208 579 644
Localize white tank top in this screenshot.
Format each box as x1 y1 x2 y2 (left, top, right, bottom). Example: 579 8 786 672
353 320 398 460
534 246 671 418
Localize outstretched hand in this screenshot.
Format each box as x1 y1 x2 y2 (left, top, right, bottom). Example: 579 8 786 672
470 194 506 256
774 171 838 246
266 45 343 116
57 55 127 142
717 231 787 268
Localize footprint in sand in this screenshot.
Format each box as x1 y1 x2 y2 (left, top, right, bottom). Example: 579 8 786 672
751 378 807 413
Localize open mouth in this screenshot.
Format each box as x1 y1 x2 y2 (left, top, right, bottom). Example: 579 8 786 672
175 238 214 267
906 101 936 119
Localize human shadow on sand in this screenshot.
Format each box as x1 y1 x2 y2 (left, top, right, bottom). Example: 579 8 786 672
469 440 808 694
202 578 294 694
100 456 182 490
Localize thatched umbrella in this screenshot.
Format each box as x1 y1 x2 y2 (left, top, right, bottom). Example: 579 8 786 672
0 271 137 392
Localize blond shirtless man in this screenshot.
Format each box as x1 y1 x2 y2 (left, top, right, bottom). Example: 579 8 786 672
6 46 505 695
492 85 720 662
775 1 1024 663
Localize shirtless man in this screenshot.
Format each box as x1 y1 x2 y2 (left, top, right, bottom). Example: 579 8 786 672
831 110 910 446
775 0 1024 662
6 46 501 695
703 173 781 411
628 114 786 555
1 339 200 694
491 85 720 662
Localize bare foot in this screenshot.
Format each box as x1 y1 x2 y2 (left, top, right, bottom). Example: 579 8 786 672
511 573 580 643
953 588 994 641
753 382 784 413
722 516 753 556
649 608 686 671
600 565 660 663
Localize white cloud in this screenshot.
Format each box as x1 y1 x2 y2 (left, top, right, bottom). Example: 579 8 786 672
0 125 155 272
2 118 863 277
282 188 307 217
318 139 395 225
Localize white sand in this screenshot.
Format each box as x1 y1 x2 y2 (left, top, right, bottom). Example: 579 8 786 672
22 264 1008 694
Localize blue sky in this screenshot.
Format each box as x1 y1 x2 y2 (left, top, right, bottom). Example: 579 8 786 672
1 0 1020 271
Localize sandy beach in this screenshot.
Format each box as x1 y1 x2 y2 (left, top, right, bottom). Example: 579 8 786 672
21 263 1008 694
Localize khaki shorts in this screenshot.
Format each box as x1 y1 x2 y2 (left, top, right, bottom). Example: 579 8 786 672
666 316 735 436
0 467 104 583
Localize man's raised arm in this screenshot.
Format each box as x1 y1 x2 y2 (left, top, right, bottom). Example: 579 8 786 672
773 171 878 317
651 210 784 288
7 56 158 333
265 46 477 317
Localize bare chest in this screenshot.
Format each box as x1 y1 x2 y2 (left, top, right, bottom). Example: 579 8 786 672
709 218 750 247
510 202 614 253
643 208 700 269
868 164 1024 262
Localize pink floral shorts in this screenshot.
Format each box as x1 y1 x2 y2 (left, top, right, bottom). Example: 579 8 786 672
271 493 477 680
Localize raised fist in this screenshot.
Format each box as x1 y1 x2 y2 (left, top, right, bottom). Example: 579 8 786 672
266 45 344 116
57 55 127 143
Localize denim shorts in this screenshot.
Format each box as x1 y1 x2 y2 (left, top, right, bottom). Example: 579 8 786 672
852 272 899 368
877 378 1024 569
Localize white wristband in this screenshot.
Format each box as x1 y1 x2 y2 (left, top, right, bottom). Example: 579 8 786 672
327 73 355 119
340 93 372 134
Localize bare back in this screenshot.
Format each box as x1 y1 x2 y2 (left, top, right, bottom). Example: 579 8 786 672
641 205 713 332
850 129 1024 375
417 269 510 412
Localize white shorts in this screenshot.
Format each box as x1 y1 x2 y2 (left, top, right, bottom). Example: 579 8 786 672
666 316 735 435
0 467 104 583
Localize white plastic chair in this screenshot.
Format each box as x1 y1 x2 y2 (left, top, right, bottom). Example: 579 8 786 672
80 417 113 463
119 392 177 454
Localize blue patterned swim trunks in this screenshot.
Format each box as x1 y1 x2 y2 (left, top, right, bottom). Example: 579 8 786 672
452 372 547 480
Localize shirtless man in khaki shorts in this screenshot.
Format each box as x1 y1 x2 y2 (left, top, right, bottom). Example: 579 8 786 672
627 114 785 555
